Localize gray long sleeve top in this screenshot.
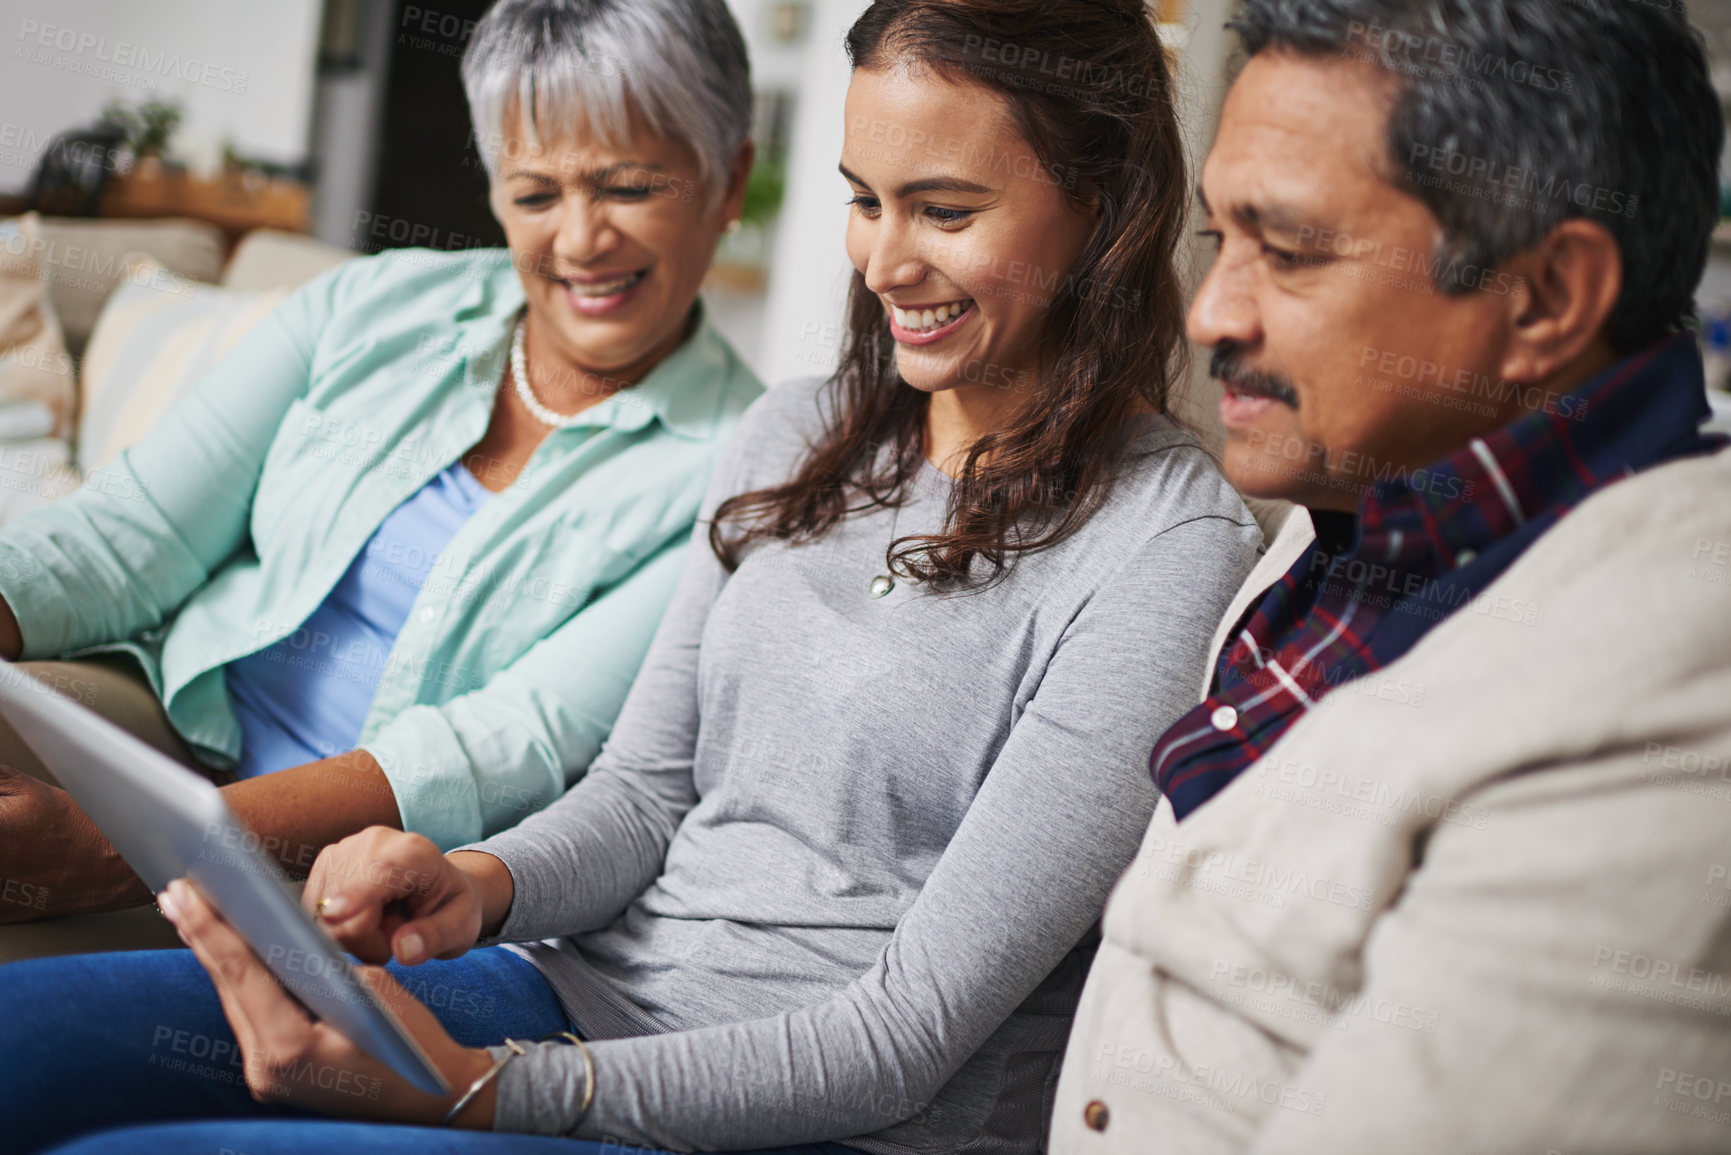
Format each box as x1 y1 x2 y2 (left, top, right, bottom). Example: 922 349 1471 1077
464 376 1262 1153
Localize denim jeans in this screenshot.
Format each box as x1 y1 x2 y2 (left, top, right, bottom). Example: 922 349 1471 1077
0 947 853 1155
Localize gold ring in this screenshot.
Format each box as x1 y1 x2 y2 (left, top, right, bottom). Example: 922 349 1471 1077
315 897 333 917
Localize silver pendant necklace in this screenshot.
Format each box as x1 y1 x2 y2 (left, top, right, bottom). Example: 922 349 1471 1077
869 501 904 598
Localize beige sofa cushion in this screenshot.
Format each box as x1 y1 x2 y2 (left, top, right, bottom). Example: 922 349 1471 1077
0 214 76 437
29 216 225 358
0 905 184 963
222 227 355 291
77 257 287 473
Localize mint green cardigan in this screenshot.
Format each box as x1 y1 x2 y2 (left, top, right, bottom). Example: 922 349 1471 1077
0 247 763 848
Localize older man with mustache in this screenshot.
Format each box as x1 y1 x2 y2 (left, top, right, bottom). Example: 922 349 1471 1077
1051 0 1731 1152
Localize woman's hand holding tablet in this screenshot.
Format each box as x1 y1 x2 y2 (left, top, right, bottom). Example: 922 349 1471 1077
157 877 502 1128
152 823 528 1127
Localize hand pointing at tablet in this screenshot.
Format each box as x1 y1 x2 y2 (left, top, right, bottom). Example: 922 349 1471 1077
302 827 517 966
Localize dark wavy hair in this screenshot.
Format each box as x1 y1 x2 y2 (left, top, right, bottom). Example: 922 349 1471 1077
708 0 1190 591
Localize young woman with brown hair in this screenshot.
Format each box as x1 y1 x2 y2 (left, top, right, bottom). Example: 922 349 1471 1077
0 2 1259 1152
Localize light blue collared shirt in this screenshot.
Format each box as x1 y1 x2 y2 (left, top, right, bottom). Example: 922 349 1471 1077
0 247 764 847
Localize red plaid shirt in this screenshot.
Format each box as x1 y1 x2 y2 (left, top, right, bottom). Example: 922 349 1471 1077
1152 333 1723 820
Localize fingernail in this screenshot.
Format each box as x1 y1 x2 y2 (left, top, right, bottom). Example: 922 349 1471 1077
156 889 179 920
321 896 348 919
398 933 424 963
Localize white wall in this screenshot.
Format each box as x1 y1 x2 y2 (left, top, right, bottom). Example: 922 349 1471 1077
756 0 869 387
0 0 323 194
701 0 866 380
1164 0 1239 449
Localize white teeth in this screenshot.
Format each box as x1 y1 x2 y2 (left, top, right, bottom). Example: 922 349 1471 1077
890 299 973 333
567 270 643 298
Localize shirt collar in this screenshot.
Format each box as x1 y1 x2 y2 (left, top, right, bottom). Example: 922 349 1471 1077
454 251 737 442
1357 331 1714 571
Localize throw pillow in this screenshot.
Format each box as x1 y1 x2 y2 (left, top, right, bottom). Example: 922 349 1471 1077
77 256 286 473
0 213 76 438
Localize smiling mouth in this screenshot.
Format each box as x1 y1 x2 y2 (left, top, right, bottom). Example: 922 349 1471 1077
1211 352 1299 408
1222 378 1297 406
559 269 647 298
891 298 974 335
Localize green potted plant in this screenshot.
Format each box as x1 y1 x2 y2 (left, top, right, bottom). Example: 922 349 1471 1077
96 96 183 177
132 99 182 162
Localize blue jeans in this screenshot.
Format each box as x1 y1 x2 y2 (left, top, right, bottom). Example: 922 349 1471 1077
0 947 852 1155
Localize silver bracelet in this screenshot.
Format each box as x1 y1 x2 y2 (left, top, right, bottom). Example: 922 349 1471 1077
442 1038 527 1126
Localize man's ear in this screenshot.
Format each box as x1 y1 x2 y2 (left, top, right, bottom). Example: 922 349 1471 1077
1497 218 1622 384
718 139 757 228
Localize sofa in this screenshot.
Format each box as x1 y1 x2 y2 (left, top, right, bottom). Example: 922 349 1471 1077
0 214 355 529
0 215 352 963
3 213 1729 966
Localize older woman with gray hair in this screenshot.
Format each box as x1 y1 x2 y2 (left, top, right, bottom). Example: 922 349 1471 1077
0 0 761 927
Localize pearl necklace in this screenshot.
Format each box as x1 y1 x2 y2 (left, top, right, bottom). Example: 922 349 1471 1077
510 316 586 429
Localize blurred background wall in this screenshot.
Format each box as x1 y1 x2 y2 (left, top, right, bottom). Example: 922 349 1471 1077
2 0 1728 410
0 0 1271 420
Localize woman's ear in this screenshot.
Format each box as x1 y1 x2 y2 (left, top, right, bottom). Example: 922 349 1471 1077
1070 181 1105 251
1496 218 1622 384
719 139 757 229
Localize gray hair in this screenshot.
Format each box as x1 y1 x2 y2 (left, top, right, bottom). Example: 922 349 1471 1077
462 0 752 202
1230 0 1722 353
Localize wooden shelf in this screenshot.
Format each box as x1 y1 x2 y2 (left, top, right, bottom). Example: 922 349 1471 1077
98 168 312 241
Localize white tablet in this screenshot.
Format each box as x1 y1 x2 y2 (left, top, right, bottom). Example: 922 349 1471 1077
0 659 450 1095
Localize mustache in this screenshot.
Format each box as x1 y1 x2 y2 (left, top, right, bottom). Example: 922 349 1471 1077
1209 343 1299 408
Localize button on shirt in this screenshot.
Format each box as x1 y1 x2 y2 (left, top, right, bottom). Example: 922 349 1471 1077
1151 333 1724 821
